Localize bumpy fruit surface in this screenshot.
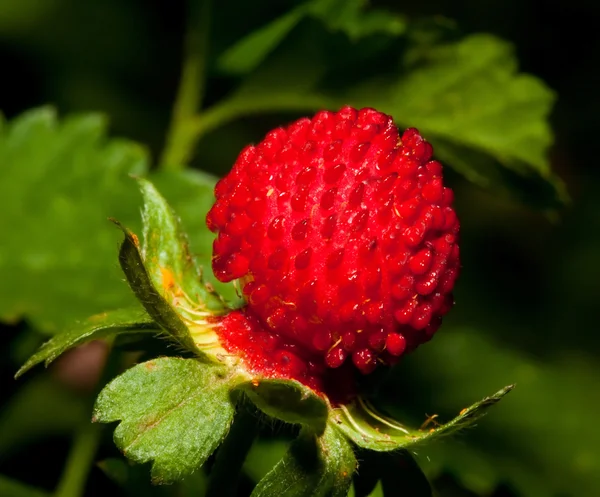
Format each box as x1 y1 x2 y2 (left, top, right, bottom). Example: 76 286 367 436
207 106 459 398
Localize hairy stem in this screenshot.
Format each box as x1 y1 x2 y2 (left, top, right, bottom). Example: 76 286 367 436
160 0 211 170
206 403 259 497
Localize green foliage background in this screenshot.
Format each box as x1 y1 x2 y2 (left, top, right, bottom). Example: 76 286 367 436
0 0 598 496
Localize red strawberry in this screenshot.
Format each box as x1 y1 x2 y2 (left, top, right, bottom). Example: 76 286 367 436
207 106 459 400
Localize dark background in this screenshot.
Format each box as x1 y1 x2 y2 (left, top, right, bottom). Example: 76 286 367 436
0 1 598 496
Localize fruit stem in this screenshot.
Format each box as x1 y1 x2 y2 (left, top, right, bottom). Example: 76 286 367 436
54 422 102 497
54 340 120 497
159 0 211 170
206 403 259 497
186 93 331 145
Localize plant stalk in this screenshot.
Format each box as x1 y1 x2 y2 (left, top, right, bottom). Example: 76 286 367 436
54 422 102 497
183 93 331 149
54 341 121 497
160 0 211 170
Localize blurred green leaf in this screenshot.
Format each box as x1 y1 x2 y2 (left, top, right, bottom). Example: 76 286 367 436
203 24 562 207
198 0 409 131
0 376 85 459
308 0 406 40
366 34 553 172
0 474 49 497
217 0 405 75
0 107 146 334
217 6 306 75
0 109 233 338
429 138 566 209
93 357 236 484
251 424 355 497
386 328 600 497
15 307 157 378
351 34 566 207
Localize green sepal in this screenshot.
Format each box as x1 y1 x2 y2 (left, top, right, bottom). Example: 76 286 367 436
240 378 329 434
138 178 225 315
149 169 241 306
93 357 239 484
332 385 514 452
251 424 356 497
113 219 203 357
15 307 157 378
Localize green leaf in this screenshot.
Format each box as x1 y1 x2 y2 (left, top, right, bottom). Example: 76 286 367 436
217 6 306 75
15 307 157 378
240 378 328 433
251 424 356 497
93 357 237 484
207 0 407 117
0 107 147 334
332 385 513 452
114 221 201 356
430 138 566 209
348 34 565 207
0 474 49 497
149 169 240 306
138 178 225 314
217 0 405 75
308 0 406 40
205 26 562 207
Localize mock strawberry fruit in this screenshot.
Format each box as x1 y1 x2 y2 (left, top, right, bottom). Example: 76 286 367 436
207 106 459 398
